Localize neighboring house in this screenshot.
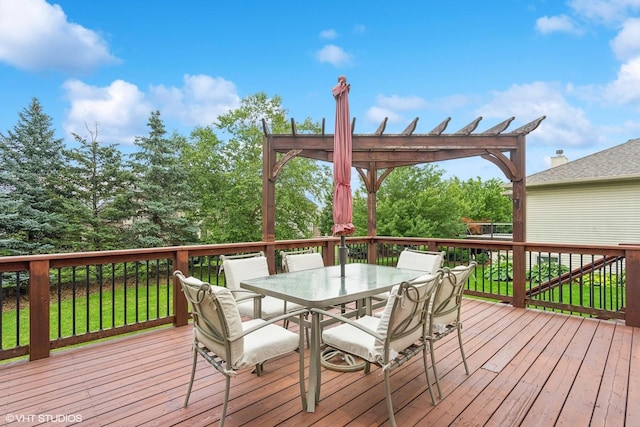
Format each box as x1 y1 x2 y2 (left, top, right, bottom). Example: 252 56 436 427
526 138 640 246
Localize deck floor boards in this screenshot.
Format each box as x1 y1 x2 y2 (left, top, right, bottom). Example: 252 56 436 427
0 299 635 427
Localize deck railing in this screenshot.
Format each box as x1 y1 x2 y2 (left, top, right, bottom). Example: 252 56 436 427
1 237 639 361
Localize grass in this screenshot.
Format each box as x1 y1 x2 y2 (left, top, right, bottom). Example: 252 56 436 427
2 283 173 350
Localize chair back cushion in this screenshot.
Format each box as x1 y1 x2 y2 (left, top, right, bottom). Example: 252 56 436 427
178 275 245 364
396 250 444 275
375 273 440 358
432 263 475 326
222 255 270 291
284 252 324 272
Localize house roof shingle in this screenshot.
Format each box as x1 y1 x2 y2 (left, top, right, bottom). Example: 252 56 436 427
527 138 640 185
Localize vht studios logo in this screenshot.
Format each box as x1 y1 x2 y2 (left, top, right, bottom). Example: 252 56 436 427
6 413 83 423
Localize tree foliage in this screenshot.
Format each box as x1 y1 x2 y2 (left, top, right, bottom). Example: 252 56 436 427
452 176 512 222
0 94 515 254
183 93 328 243
0 98 68 254
351 166 511 238
125 111 199 248
59 124 133 251
371 164 467 238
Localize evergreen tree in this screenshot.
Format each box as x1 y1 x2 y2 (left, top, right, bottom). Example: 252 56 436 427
0 98 68 255
126 111 199 248
59 124 133 251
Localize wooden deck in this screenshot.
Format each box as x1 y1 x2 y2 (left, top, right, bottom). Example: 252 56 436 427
1 299 638 426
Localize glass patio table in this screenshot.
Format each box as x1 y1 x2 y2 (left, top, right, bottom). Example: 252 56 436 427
241 263 424 412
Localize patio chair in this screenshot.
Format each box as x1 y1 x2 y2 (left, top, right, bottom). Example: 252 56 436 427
173 271 307 427
396 248 446 272
220 251 304 319
372 249 446 311
316 272 443 427
280 248 324 272
425 261 476 399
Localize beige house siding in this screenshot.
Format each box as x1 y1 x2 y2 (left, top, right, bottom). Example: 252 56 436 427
526 180 640 245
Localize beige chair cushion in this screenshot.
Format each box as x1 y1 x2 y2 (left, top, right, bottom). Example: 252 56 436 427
323 276 437 363
222 256 270 291
376 277 434 356
233 319 300 369
322 315 380 362
373 250 442 303
396 250 444 274
181 276 245 365
433 265 473 326
284 252 324 272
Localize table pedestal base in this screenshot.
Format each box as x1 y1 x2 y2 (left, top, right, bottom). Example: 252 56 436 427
320 347 366 372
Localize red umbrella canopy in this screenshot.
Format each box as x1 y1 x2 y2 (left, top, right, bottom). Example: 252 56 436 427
331 76 355 236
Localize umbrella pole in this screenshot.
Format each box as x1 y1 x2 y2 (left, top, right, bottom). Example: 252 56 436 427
339 235 347 277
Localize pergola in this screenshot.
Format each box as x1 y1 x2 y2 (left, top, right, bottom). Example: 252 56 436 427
261 115 545 244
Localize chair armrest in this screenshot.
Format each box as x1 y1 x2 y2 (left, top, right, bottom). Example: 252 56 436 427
230 289 264 302
311 308 385 341
238 308 309 338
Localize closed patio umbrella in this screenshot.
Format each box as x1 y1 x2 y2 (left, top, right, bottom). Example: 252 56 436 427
332 76 355 277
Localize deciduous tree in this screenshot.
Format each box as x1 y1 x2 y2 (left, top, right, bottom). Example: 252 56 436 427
185 93 328 243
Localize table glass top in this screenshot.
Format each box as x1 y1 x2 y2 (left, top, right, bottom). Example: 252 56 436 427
241 263 425 308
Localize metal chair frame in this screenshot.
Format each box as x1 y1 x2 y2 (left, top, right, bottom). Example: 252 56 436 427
174 270 307 427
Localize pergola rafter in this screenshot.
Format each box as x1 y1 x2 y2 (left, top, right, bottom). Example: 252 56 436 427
261 115 545 246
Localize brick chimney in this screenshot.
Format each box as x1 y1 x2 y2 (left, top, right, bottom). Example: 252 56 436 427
550 149 568 168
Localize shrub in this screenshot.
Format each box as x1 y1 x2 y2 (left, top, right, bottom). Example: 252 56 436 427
484 254 512 281
527 261 569 284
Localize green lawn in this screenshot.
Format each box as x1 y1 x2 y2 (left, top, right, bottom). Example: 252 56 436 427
2 283 173 350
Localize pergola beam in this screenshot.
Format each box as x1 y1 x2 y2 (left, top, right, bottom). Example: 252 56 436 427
261 116 545 251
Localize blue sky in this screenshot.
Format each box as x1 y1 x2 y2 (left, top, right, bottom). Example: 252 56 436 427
1 0 640 181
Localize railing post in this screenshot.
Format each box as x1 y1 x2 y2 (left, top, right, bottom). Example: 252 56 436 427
264 244 276 275
624 246 640 327
512 243 526 308
173 250 189 327
29 259 50 361
326 239 336 266
367 238 376 264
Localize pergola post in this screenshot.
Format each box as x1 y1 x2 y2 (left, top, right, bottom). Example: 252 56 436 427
262 132 277 272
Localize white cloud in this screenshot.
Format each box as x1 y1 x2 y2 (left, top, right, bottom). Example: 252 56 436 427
569 0 640 24
315 44 352 66
63 79 153 144
477 82 594 147
602 56 640 105
362 94 427 128
149 74 241 126
433 94 475 111
610 18 640 60
0 0 119 74
535 15 582 34
365 106 403 125
62 74 241 144
319 29 338 39
375 94 428 111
